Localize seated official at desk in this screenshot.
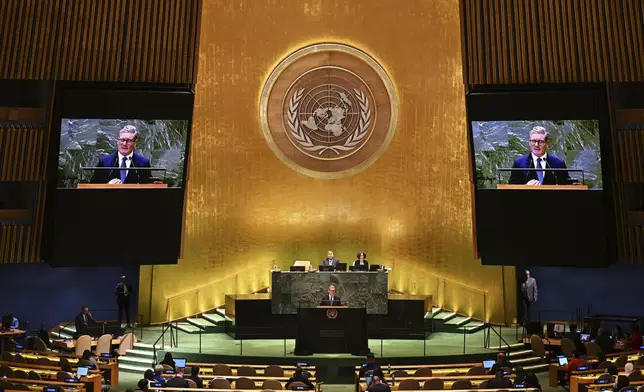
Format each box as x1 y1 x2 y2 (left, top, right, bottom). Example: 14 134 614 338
323 250 340 267
2 312 19 329
74 305 97 336
359 352 385 379
320 284 342 306
596 328 614 354
564 323 585 353
285 366 315 390
487 371 513 389
488 352 512 375
353 252 369 268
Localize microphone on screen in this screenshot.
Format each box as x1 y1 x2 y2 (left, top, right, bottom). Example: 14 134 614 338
130 158 141 183
545 159 558 185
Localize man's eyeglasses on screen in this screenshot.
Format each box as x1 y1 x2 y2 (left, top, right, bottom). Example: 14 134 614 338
529 140 547 145
118 138 135 144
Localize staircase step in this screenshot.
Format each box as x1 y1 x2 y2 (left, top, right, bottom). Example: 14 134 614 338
445 316 471 326
187 318 217 329
125 349 155 357
119 363 152 373
202 313 226 325
507 342 527 350
52 331 73 340
508 349 534 358
176 322 201 334
214 308 233 322
431 307 443 316
120 356 155 365
521 363 549 373
510 356 542 365
134 342 158 349
463 322 486 333
61 325 76 334
433 311 457 321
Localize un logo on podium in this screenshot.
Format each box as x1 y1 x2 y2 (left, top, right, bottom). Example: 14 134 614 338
260 43 398 179
326 308 339 319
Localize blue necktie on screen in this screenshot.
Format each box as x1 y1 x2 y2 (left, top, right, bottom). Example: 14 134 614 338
120 157 127 183
536 158 544 184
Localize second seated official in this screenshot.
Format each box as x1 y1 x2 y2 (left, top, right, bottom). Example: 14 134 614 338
353 252 369 268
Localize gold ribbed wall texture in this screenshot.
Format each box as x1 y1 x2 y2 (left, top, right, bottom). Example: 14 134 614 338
0 124 48 263
139 0 517 325
461 0 644 84
0 0 201 82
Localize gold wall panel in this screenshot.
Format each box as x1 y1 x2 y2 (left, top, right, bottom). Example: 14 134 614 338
140 0 516 325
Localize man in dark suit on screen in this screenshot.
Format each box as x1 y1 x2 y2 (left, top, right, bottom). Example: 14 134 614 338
508 126 571 185
320 284 342 306
91 125 152 184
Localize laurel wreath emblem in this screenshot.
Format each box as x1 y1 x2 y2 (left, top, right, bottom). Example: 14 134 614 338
286 88 372 155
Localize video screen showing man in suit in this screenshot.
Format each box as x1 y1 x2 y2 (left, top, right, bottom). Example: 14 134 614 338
320 284 342 306
470 120 603 189
509 126 571 185
91 125 152 184
57 119 189 188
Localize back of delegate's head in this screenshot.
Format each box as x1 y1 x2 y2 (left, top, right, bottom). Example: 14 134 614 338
366 352 376 364
137 378 149 391
143 369 154 381
154 365 164 375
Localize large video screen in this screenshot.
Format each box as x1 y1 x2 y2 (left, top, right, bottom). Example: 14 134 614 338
471 120 602 189
58 119 188 188
466 85 615 267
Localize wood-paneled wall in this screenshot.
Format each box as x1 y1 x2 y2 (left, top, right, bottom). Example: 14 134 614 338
460 0 644 263
461 0 644 84
0 0 201 263
0 124 48 263
0 0 201 82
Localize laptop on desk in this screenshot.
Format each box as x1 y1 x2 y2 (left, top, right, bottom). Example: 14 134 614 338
350 265 368 271
335 262 347 271
318 265 335 272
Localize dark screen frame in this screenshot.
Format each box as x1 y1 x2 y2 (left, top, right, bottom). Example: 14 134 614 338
465 84 616 267
42 82 195 266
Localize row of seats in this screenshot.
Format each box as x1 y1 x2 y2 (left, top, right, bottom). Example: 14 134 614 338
181 363 313 377
384 366 492 377
390 378 499 390
3 351 76 369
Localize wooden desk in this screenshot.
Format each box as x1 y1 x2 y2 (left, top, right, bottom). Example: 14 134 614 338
186 362 314 371
354 363 483 371
0 329 25 352
77 184 168 189
0 361 102 392
523 337 624 350
357 375 499 391
4 377 86 392
497 185 589 190
15 352 119 386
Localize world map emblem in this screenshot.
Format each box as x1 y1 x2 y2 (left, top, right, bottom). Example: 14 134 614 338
260 44 398 179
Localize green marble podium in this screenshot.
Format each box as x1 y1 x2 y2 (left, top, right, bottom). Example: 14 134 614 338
271 271 388 314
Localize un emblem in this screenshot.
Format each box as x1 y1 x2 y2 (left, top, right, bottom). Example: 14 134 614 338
260 44 398 179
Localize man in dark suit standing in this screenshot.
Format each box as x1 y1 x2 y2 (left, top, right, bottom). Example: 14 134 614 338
509 126 571 185
75 305 97 336
91 125 152 184
520 270 538 325
116 275 133 328
320 284 342 306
